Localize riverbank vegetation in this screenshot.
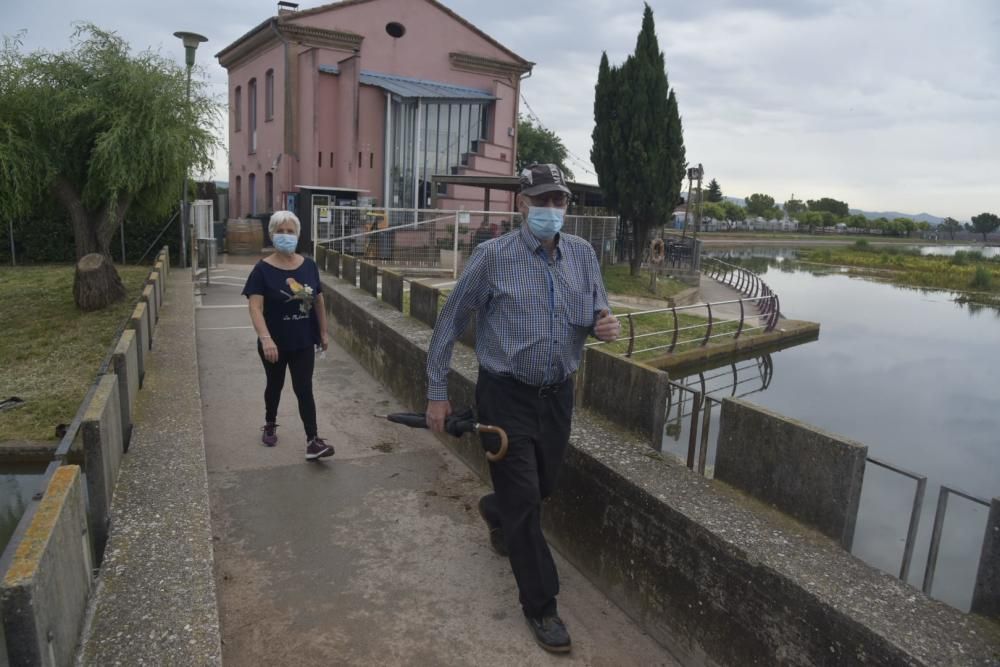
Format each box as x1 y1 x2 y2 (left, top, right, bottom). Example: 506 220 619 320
0 265 150 441
800 242 1000 304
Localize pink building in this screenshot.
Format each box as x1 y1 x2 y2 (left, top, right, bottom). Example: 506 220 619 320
216 0 532 236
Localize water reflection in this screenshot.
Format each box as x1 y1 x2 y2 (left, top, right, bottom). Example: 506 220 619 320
677 246 1000 612
0 464 46 554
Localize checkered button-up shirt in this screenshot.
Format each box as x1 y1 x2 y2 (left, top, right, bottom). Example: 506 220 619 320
426 224 610 401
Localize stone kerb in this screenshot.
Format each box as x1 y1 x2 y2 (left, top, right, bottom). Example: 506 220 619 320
127 301 149 386
141 284 157 345
716 398 867 549
81 374 124 562
157 247 170 280
342 255 358 285
579 346 670 447
1 465 92 667
359 261 378 297
329 251 342 277
409 281 440 329
380 270 404 311
111 329 139 452
972 497 1000 618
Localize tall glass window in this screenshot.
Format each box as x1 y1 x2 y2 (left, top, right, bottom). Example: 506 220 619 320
387 99 490 208
248 173 257 215
248 78 257 154
265 69 274 121
234 86 242 132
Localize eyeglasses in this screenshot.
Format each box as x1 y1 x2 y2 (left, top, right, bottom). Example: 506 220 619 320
528 192 569 207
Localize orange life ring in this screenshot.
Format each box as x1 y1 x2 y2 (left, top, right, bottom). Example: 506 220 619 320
650 238 665 263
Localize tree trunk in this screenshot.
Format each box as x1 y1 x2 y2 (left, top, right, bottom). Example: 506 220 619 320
74 253 127 311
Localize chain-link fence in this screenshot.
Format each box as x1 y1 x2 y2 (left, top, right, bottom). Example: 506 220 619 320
315 206 618 275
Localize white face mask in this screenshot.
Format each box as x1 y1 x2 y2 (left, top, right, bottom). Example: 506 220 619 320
273 233 298 254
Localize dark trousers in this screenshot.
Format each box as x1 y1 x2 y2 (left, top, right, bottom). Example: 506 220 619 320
257 342 317 440
476 370 573 619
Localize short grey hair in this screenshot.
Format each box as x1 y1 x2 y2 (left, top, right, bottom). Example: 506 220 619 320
268 210 301 237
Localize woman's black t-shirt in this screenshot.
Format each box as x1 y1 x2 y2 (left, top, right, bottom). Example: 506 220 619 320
242 257 322 351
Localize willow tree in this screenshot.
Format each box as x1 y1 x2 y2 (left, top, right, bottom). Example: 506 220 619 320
591 4 685 275
0 26 219 309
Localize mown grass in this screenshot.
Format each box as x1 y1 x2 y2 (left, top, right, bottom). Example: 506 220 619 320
601 264 688 300
0 265 151 441
801 244 1000 299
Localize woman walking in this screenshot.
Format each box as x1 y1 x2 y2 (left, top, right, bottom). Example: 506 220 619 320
243 210 334 461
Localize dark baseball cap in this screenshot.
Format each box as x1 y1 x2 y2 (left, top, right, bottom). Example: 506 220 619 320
519 163 571 197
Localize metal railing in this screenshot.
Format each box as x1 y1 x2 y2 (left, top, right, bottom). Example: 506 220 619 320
922 485 991 596
315 206 619 277
592 294 780 358
704 256 781 319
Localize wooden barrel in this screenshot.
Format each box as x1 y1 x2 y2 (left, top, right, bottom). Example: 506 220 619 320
226 218 263 254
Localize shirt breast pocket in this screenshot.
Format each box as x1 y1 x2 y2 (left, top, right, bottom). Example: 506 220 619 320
564 291 595 328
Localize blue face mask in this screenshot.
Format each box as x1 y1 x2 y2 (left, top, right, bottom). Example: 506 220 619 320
526 207 564 240
273 233 298 254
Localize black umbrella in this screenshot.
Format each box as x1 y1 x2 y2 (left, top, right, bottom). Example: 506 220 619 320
382 407 508 462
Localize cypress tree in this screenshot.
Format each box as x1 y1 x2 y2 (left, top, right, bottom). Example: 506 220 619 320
591 3 685 275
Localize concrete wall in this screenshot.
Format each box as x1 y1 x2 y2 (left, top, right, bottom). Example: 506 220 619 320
148 271 162 316
127 302 149 387
81 375 124 562
319 274 1000 666
328 251 341 277
341 255 357 286
141 284 157 348
381 270 403 311
715 399 867 549
972 497 1000 618
1 466 92 667
110 330 139 452
409 281 439 329
578 347 669 448
315 246 327 272
359 261 378 297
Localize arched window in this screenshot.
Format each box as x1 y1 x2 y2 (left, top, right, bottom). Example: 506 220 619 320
248 173 257 216
234 175 242 218
234 86 242 132
265 69 274 121
248 78 257 154
265 172 274 211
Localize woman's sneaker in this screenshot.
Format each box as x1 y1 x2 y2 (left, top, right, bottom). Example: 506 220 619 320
261 422 278 447
305 437 334 460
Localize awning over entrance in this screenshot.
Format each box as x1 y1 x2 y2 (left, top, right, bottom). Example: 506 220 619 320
319 64 495 101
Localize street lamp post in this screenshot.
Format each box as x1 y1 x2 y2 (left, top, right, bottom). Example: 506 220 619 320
174 31 207 272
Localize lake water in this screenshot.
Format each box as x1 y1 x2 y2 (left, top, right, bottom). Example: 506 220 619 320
663 247 1000 611
0 464 47 555
917 245 1000 258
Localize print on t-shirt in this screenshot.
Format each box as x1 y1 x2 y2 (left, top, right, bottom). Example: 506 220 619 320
282 277 315 316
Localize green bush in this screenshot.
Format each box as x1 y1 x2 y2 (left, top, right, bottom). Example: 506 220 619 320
970 266 993 290
853 239 871 251
951 251 969 266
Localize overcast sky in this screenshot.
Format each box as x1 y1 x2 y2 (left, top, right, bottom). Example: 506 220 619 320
6 0 999 220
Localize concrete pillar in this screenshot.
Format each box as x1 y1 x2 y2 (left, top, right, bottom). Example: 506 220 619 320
81 375 124 563
971 497 1000 618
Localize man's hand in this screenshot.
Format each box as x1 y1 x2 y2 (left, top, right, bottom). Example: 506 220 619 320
426 399 452 434
594 309 621 342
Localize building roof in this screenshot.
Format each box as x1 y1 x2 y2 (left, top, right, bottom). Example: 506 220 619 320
351 69 495 101
430 174 603 195
289 0 529 65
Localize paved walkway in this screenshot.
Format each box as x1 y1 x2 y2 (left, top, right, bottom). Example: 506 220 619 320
196 256 676 665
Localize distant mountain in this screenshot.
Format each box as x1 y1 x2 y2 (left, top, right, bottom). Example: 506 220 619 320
848 209 945 225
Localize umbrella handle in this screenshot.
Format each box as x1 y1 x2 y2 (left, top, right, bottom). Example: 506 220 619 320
476 424 508 462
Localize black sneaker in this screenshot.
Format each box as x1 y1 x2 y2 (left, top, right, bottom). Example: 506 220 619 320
477 496 508 557
305 437 334 461
261 422 278 447
525 614 571 653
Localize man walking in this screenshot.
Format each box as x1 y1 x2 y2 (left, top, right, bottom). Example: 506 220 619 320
425 164 620 653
